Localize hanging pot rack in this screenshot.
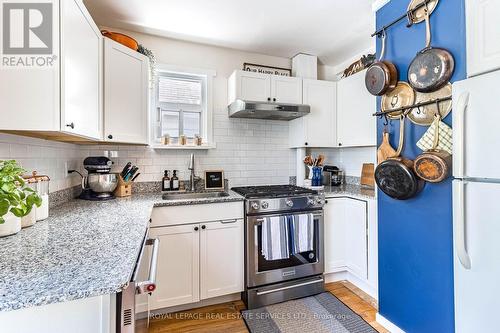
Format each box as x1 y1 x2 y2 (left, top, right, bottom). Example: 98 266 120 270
371 0 434 37
373 96 452 117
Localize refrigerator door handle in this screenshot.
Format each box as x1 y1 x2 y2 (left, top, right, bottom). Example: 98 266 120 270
454 181 471 269
454 92 470 178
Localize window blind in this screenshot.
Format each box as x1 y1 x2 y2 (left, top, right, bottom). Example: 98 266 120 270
158 76 202 105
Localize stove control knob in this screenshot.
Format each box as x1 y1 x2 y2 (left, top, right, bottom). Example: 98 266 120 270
251 202 260 210
315 197 325 205
285 199 294 207
307 198 315 206
261 201 269 209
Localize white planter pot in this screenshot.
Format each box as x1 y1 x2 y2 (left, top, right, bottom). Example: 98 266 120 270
21 209 36 228
0 212 22 237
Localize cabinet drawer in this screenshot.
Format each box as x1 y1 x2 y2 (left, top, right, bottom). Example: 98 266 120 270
151 201 244 227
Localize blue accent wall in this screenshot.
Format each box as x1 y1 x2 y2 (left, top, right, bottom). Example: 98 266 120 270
376 1 466 333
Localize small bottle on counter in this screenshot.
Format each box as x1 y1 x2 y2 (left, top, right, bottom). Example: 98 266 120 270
171 170 180 191
162 170 171 191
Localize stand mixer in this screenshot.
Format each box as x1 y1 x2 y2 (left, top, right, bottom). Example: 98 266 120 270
78 157 118 200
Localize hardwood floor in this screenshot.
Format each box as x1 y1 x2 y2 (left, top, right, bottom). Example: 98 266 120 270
138 281 388 333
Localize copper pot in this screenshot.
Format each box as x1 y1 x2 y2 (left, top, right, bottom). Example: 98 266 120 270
365 30 398 96
101 30 139 51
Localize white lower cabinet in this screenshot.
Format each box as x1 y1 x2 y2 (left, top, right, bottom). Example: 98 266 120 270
149 224 200 309
324 196 376 295
145 203 244 310
200 219 244 299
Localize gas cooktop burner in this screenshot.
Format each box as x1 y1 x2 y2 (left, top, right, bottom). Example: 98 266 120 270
231 185 317 199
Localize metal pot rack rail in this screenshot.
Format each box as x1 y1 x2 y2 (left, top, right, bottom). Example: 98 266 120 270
371 0 434 37
372 96 452 117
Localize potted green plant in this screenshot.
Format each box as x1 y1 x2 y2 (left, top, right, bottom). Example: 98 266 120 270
0 160 42 237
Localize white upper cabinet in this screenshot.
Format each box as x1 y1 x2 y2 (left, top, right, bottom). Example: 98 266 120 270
0 0 102 140
228 70 302 104
336 70 376 147
466 0 500 77
103 38 149 144
60 0 102 139
270 75 303 104
289 79 336 148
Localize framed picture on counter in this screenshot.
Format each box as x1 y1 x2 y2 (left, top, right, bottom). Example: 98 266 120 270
204 170 225 190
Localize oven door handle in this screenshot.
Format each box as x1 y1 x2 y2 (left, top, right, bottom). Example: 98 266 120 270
136 238 160 294
256 277 324 296
253 213 323 225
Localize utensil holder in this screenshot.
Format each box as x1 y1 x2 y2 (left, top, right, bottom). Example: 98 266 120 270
114 176 132 197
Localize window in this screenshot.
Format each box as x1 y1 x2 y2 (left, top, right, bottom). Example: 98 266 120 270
153 66 214 146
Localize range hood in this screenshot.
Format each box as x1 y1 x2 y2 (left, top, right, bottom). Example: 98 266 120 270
228 100 310 120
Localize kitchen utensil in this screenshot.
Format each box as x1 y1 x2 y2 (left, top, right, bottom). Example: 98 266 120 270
408 83 452 125
416 112 453 154
317 154 325 166
304 155 314 166
407 0 439 24
365 30 398 96
101 30 139 50
114 175 132 197
408 7 454 93
375 116 425 200
414 111 452 183
125 166 138 181
131 173 141 182
120 162 132 178
361 163 375 187
381 81 415 119
377 130 398 164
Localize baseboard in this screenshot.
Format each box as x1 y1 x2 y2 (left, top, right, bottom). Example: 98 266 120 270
324 271 377 301
376 313 406 333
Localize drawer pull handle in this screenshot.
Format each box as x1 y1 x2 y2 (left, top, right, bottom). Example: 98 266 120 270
221 219 237 224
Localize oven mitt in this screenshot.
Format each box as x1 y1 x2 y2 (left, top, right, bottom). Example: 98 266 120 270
416 119 453 154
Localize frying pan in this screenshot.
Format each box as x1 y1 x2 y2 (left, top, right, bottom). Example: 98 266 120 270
414 107 452 183
407 7 454 93
365 30 398 96
375 116 425 200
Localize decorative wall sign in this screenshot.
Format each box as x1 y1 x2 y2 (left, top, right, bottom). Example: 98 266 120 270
243 63 291 76
204 170 225 190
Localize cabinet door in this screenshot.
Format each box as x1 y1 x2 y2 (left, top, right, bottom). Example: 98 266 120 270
60 0 102 139
466 0 500 77
149 225 200 309
232 70 271 102
344 199 368 280
271 76 302 104
200 219 244 299
336 70 376 147
302 79 336 147
324 198 347 273
104 39 149 144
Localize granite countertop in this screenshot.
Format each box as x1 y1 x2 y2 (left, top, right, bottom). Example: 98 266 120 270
322 184 376 200
0 191 244 313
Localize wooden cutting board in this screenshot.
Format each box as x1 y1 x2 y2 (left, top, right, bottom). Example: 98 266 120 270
361 163 375 187
377 131 397 164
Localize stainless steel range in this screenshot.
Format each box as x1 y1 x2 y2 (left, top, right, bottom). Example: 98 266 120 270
231 185 325 309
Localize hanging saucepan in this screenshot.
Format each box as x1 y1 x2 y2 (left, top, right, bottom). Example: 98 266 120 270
375 116 425 200
408 6 454 93
365 30 398 96
381 81 415 120
414 105 452 183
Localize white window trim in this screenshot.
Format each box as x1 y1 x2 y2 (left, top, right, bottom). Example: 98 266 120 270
151 64 216 148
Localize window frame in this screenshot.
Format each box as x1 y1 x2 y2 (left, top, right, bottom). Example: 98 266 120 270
152 64 215 146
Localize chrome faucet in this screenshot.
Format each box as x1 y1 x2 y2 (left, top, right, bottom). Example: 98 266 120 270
188 153 197 192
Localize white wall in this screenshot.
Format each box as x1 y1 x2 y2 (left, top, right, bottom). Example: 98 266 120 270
0 133 84 192
308 146 376 177
84 28 300 186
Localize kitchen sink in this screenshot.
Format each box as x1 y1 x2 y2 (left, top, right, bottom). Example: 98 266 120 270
162 191 230 200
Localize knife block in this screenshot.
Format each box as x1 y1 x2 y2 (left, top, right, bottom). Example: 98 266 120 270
114 176 132 197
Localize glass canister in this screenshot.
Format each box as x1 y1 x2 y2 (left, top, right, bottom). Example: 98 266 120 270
24 171 50 221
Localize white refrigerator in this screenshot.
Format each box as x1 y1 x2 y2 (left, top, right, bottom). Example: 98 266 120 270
452 69 500 333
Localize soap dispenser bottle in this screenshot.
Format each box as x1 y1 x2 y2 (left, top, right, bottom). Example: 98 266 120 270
171 170 180 191
162 170 171 191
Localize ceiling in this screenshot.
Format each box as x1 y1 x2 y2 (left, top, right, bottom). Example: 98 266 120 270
84 0 376 66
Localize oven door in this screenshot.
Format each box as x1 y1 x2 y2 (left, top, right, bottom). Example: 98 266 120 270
246 210 324 288
117 233 160 333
